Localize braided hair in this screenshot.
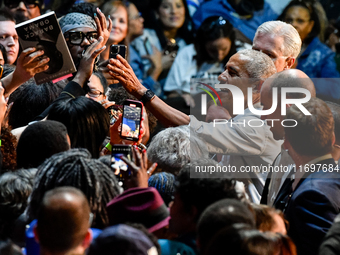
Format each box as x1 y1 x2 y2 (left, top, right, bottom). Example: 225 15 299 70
27 149 121 229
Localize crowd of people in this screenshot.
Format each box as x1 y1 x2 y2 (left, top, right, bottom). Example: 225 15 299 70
0 0 340 255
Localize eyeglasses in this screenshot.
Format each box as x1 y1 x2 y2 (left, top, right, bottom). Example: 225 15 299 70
87 89 104 98
130 12 143 20
64 31 98 46
4 0 40 9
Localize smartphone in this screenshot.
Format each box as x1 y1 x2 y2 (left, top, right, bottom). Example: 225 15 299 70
143 37 153 55
110 44 127 59
120 99 143 142
107 105 122 125
111 144 133 186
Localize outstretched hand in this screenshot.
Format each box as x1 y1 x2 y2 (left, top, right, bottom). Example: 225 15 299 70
120 145 157 188
108 55 145 97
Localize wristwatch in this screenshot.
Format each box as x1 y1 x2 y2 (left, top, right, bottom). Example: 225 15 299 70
141 89 155 104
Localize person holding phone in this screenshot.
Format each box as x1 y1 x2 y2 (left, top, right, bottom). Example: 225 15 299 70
100 1 129 61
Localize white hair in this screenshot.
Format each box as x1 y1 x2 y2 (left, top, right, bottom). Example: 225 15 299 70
238 49 277 81
147 125 209 175
254 21 302 58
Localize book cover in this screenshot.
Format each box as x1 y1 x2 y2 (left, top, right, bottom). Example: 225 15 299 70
15 11 76 84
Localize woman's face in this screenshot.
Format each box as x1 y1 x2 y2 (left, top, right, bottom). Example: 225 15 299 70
157 0 185 30
109 6 128 44
205 37 232 62
86 74 106 102
284 6 314 42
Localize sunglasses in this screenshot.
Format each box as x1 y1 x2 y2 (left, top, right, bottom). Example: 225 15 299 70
64 31 98 46
4 0 40 9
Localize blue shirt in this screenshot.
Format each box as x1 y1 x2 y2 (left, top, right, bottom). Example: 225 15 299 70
129 44 162 96
192 0 278 41
297 37 340 100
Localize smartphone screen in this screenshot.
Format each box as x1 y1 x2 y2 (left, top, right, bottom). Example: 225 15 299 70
120 100 143 141
107 105 122 125
111 145 132 186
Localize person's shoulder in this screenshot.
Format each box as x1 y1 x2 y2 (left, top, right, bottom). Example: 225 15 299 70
176 44 196 59
294 171 340 200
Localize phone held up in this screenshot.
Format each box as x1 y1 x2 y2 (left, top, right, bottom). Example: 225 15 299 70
107 104 123 125
111 144 133 187
110 44 127 59
120 99 143 142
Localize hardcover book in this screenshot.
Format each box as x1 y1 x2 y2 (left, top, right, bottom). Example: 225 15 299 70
15 11 76 84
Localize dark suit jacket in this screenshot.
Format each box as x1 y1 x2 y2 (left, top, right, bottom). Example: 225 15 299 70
285 158 340 255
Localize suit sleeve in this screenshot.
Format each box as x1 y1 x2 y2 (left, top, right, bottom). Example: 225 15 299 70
287 188 339 255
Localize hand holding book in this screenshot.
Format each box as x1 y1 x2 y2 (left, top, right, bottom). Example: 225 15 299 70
15 47 50 82
0 47 50 97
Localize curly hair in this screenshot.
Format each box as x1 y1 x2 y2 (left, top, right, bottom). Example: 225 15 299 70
147 126 209 175
0 126 17 173
0 168 37 239
107 87 158 134
27 148 121 229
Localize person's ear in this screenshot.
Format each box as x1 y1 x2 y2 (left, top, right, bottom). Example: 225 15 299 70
332 132 336 147
284 57 295 70
283 138 291 151
82 229 93 250
33 225 40 243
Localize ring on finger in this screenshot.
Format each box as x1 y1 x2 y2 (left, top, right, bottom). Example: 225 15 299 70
122 70 125 75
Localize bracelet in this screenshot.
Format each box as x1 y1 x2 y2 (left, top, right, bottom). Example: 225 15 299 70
105 142 112 152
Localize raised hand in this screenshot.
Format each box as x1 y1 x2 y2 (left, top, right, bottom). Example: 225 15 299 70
120 145 157 188
73 36 106 86
94 7 112 48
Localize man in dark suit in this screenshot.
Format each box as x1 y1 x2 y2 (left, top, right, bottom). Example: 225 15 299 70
279 97 340 255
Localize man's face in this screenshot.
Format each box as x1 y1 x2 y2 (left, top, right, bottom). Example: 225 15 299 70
217 53 251 115
0 21 19 65
260 80 284 140
9 1 41 22
253 33 289 72
65 27 97 65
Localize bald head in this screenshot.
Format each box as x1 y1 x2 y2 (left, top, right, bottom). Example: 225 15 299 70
264 69 316 98
36 187 91 253
260 69 315 140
